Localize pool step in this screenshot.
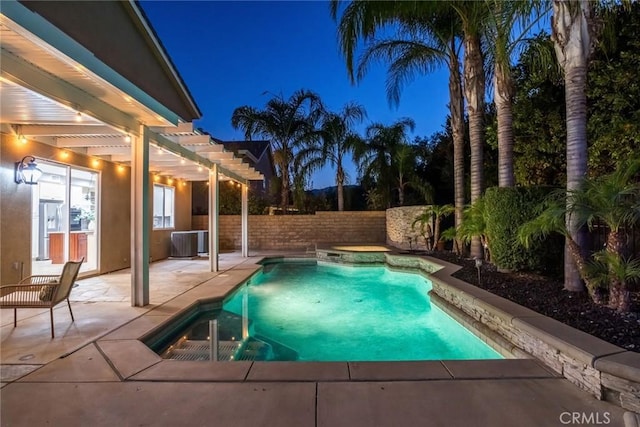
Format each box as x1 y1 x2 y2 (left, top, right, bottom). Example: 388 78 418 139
234 340 273 361
163 338 275 361
164 339 243 361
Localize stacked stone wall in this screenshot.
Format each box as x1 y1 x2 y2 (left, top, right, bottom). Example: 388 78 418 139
386 206 430 249
385 253 640 411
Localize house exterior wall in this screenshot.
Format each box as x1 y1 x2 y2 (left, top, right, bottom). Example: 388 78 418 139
1 136 34 284
192 211 386 250
253 152 274 196
1 135 192 285
150 180 192 261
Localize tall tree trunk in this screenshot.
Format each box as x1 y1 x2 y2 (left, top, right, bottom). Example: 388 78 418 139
563 65 589 291
449 46 465 255
281 157 289 215
495 62 515 187
434 217 441 249
565 234 603 304
464 32 485 259
552 0 593 292
337 164 345 211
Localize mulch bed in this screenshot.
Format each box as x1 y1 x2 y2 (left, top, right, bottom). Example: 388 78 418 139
428 251 640 352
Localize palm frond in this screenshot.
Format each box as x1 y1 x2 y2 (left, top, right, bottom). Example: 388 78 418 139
585 251 640 289
517 199 568 248
357 38 445 106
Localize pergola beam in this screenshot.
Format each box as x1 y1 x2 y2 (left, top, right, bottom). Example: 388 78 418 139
17 124 118 136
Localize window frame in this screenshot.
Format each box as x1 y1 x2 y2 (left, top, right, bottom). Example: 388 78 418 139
152 183 175 230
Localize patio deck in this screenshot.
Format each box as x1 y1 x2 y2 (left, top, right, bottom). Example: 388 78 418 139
0 251 633 426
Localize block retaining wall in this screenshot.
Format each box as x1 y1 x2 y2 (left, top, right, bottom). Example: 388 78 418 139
193 211 386 250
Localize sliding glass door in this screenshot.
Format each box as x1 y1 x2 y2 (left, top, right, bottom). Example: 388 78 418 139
31 161 99 276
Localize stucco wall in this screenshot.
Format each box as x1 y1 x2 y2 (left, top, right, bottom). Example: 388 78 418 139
1 135 191 284
193 211 386 250
1 135 34 284
386 206 429 250
150 182 192 261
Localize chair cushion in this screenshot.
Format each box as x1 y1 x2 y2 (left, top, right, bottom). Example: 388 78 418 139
39 284 57 302
0 291 43 306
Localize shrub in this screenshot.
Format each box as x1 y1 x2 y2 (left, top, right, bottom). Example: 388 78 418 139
484 186 562 274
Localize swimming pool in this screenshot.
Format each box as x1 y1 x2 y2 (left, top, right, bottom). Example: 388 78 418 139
154 260 502 361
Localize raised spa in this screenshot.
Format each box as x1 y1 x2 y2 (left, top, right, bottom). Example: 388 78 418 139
148 260 502 362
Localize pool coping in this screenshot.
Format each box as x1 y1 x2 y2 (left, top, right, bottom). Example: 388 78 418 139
384 252 640 412
94 252 640 412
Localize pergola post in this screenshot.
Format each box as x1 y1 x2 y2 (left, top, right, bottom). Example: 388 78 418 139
208 164 219 272
241 183 249 257
131 124 150 306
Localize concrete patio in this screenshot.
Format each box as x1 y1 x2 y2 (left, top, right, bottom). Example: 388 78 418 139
0 252 632 426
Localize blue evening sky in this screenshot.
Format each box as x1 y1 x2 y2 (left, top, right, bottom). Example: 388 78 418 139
140 1 451 189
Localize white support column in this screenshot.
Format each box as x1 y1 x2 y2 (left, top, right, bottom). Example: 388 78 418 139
241 183 249 257
208 164 219 272
131 124 150 306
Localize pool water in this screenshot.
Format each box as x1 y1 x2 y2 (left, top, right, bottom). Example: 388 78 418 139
165 261 501 362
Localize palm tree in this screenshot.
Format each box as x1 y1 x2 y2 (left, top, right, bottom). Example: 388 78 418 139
391 143 434 206
552 2 636 292
450 1 489 258
354 118 415 208
551 0 595 291
457 197 491 262
519 158 640 311
296 102 367 211
331 1 466 248
231 90 323 213
412 204 455 251
485 0 548 188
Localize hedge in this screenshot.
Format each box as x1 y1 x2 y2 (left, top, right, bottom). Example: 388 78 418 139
484 186 563 274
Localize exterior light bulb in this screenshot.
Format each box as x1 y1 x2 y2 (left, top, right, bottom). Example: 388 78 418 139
75 111 82 122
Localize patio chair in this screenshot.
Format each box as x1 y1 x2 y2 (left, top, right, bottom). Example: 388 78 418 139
0 259 83 338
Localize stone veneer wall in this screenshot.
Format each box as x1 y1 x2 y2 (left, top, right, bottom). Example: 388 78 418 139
384 253 640 412
386 206 430 250
193 211 386 250
316 249 386 264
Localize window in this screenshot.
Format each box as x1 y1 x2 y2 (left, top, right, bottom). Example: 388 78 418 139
153 184 174 229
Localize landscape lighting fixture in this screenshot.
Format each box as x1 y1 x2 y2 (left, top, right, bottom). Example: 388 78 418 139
474 257 483 285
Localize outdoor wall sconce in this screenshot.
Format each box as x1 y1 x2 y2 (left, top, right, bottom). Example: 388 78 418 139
15 156 43 185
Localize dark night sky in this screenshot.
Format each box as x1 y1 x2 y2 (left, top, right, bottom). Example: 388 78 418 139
140 0 451 189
